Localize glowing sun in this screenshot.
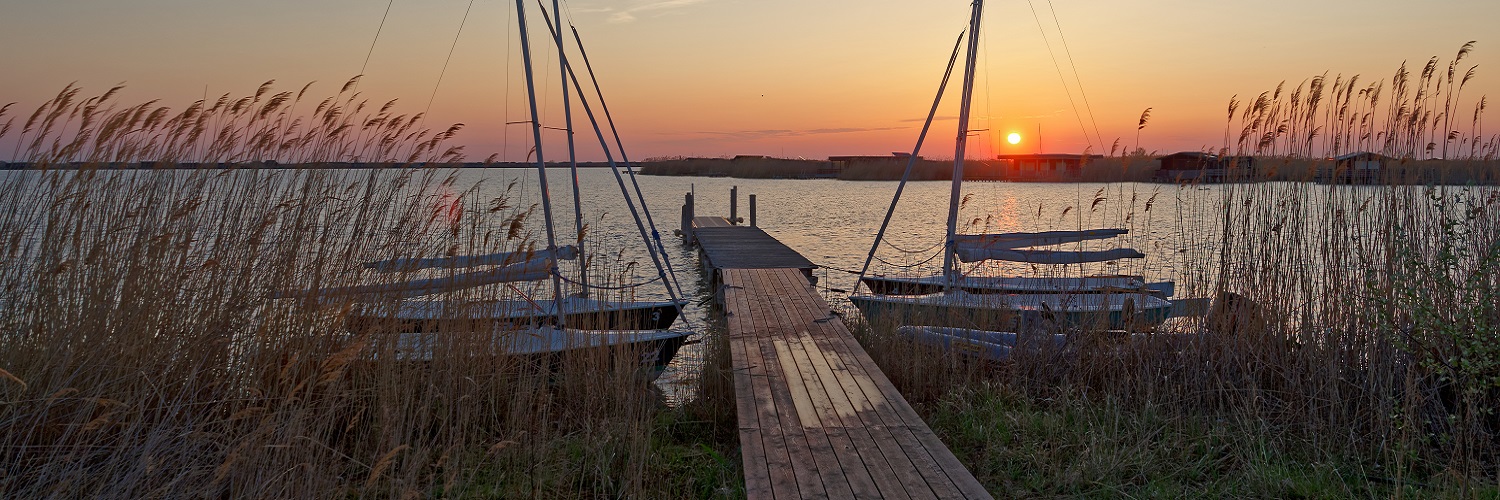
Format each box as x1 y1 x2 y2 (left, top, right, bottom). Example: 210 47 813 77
1006 132 1021 145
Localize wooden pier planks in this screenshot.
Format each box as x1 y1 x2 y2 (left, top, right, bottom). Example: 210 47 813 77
723 268 991 499
692 215 733 228
691 218 814 273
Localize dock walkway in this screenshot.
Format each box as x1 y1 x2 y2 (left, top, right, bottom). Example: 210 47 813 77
693 217 990 499
690 216 814 279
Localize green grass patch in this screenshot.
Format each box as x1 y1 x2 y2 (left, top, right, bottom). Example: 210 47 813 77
920 384 1494 498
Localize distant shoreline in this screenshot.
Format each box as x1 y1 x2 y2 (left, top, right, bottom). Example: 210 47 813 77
5 156 1496 185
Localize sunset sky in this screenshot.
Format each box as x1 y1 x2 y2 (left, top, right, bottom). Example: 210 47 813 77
3 0 1497 162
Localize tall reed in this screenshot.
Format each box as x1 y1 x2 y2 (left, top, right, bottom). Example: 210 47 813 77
852 44 1500 489
0 82 724 497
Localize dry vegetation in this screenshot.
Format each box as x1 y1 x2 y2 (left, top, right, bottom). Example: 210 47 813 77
3 41 1499 498
850 44 1500 496
0 80 738 498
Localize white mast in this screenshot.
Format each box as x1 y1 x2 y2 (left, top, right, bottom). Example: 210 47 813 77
943 0 985 292
514 0 568 328
552 0 589 297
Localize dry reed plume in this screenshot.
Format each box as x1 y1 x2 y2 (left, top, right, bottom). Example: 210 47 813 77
0 80 725 498
852 44 1500 492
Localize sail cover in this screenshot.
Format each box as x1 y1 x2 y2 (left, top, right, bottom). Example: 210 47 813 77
953 229 1127 250
955 247 1145 264
273 255 557 299
362 245 579 273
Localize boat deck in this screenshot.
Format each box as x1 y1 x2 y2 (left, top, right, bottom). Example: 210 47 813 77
723 268 991 499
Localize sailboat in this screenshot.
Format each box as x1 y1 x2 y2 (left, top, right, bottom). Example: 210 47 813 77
848 0 1175 332
280 0 692 378
859 229 1175 297
344 248 682 331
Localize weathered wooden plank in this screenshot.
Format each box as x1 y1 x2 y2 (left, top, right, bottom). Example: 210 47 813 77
764 268 924 499
772 338 852 499
727 270 797 499
726 272 774 499
725 273 767 497
761 268 926 498
822 326 989 499
693 216 733 228
726 266 991 499
759 268 883 498
763 273 872 498
768 268 990 498
762 268 936 495
743 275 827 499
694 226 815 271
783 328 885 499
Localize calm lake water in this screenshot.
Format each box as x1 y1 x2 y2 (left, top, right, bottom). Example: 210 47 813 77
454 168 1239 395
10 166 1483 398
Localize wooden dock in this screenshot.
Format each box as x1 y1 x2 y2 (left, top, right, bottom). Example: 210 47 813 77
691 214 990 499
691 216 815 280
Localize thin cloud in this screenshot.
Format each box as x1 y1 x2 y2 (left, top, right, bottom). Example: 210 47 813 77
606 0 708 24
567 6 614 14
898 115 959 123
900 112 1062 122
687 126 910 139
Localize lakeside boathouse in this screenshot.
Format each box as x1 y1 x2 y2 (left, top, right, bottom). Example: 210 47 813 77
1315 152 1397 184
994 153 1087 181
1154 152 1257 183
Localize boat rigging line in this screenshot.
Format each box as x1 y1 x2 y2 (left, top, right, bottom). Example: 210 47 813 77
513 0 571 329
943 0 985 292
567 24 692 309
534 3 692 327
548 0 591 298
357 0 397 87
419 0 476 132
1045 0 1107 152
852 29 966 293
1025 0 1097 153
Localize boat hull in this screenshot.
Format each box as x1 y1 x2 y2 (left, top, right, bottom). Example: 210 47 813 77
349 299 683 332
897 325 1206 361
366 327 692 381
860 275 1172 298
850 291 1172 331
897 326 1067 361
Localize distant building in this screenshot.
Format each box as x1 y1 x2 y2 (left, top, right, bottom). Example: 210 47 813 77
994 153 1088 181
828 154 919 178
1154 152 1256 183
828 154 916 165
1316 152 1396 184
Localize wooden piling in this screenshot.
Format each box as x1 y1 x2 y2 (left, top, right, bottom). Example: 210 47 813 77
730 186 739 225
681 192 695 244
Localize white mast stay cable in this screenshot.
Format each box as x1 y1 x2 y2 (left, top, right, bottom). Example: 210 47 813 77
550 0 590 297
514 0 569 329
943 0 986 293
536 5 692 326
853 32 966 292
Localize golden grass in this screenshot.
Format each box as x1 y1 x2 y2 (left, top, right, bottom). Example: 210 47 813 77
3 40 1498 495
0 81 730 498
847 45 1500 491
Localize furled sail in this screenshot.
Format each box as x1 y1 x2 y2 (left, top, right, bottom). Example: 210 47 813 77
362 245 579 272
955 246 1145 264
273 255 557 299
953 229 1127 250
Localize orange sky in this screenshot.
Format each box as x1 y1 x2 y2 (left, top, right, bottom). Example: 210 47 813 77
3 0 1498 162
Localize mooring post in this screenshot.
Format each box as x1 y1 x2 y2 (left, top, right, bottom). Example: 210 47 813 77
729 186 739 225
682 191 694 244
749 194 757 227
